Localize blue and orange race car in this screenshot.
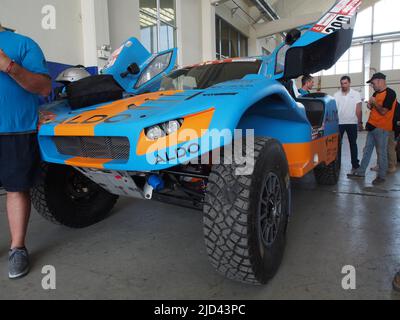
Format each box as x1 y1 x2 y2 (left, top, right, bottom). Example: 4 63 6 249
34 0 362 285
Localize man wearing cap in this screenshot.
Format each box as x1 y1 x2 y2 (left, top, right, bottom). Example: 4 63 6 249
348 73 397 185
0 23 51 279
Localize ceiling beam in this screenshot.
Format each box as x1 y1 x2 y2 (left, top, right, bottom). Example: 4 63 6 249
210 0 231 6
251 0 280 20
254 0 382 39
254 11 323 38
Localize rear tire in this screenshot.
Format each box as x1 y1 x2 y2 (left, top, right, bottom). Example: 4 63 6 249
314 136 341 186
313 153 341 186
32 163 118 228
203 137 291 285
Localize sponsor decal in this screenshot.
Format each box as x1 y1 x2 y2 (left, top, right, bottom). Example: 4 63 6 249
311 0 361 34
103 44 124 69
155 143 201 165
53 114 132 125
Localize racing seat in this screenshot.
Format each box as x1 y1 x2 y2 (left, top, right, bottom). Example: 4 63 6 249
282 79 325 128
296 98 325 128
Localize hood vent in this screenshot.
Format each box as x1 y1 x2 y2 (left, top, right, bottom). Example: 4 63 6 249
202 93 238 97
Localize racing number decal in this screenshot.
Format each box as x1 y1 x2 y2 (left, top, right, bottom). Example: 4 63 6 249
312 14 353 34
324 15 351 34
311 0 361 34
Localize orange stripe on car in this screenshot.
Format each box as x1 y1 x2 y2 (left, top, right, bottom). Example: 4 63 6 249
284 133 339 177
136 108 215 156
65 157 112 169
54 91 182 136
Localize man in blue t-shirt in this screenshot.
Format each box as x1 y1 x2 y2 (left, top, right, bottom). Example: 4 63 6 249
0 23 51 279
298 74 314 96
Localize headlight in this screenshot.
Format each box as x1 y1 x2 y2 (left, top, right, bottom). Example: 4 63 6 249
145 119 183 140
164 120 182 135
146 125 165 140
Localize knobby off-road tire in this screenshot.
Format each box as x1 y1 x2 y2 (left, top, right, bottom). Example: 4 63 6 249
203 137 291 285
313 144 341 186
32 163 118 228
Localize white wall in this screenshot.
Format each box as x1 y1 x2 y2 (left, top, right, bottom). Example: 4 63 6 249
273 0 335 19
0 0 84 65
0 0 258 68
107 0 207 67
107 0 140 51
176 0 203 66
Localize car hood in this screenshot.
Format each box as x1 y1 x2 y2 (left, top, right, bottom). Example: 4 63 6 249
40 90 220 136
39 76 308 139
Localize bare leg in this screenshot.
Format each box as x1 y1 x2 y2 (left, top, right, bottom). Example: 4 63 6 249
6 191 31 249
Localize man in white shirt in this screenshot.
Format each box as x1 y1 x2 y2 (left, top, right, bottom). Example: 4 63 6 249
334 76 363 172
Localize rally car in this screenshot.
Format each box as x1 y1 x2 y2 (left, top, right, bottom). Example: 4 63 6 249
34 0 361 285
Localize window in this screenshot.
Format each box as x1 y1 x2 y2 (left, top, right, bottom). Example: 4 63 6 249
140 0 176 53
136 51 174 88
262 48 271 56
319 46 363 75
216 16 248 59
380 41 400 71
373 0 400 36
353 0 400 39
275 45 289 74
353 7 373 38
159 61 262 91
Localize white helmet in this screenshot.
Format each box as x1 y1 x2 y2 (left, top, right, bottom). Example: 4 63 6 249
56 66 91 84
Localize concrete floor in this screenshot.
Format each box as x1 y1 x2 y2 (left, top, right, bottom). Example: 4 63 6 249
0 132 400 300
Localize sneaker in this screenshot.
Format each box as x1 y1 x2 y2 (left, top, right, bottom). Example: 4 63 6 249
371 166 379 172
350 167 359 174
8 247 30 280
372 177 386 186
347 172 365 179
393 271 400 293
388 167 397 174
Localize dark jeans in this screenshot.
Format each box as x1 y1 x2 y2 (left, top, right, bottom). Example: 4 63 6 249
339 124 360 169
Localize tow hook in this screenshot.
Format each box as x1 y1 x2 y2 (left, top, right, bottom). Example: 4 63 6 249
144 175 165 199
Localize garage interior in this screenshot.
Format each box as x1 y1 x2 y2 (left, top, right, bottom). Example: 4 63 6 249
0 0 400 300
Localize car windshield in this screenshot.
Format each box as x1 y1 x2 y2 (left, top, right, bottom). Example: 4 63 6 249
159 60 262 91
275 44 289 75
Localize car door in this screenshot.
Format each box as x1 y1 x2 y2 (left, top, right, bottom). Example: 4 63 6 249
102 37 178 94
269 0 362 81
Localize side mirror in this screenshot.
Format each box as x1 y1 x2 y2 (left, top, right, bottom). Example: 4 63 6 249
120 63 141 78
285 29 301 46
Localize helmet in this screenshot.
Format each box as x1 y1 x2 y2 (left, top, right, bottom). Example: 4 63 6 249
56 66 91 84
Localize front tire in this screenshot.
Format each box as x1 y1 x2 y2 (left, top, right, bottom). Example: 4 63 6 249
32 163 118 228
203 137 291 285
